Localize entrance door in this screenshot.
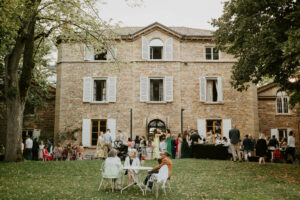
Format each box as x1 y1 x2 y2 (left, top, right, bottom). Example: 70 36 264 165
148 119 166 139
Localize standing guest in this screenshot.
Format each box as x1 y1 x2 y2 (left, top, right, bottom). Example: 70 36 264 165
166 130 172 158
95 133 105 159
140 136 147 159
38 141 44 160
190 131 201 158
287 131 296 163
72 144 78 160
103 130 113 158
171 135 177 159
42 144 53 161
134 136 140 149
153 130 163 159
67 143 72 161
159 137 167 151
32 138 39 161
177 134 182 159
128 138 134 152
144 151 172 190
25 135 33 160
222 137 232 159
229 125 242 162
53 145 62 161
181 131 191 158
116 130 124 142
243 135 252 161
269 135 279 161
62 146 68 161
46 138 52 153
77 143 84 160
249 135 256 156
256 134 268 165
124 149 140 183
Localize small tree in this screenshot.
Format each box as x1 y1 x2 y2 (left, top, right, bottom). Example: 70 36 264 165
212 0 300 108
1 0 119 161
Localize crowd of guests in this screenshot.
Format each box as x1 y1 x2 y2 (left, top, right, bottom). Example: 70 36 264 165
21 135 84 161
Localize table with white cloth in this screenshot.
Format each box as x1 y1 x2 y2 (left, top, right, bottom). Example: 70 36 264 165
121 166 152 195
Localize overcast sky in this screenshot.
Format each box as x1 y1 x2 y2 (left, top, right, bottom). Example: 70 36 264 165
97 0 225 30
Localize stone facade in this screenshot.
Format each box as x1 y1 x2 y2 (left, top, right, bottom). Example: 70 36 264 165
258 83 300 146
55 22 259 147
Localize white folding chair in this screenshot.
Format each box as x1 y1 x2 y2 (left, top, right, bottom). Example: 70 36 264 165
98 162 121 192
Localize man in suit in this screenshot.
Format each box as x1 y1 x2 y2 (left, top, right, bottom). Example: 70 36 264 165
229 125 242 162
171 135 177 159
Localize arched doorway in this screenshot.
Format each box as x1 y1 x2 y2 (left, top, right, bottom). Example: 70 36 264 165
148 119 166 139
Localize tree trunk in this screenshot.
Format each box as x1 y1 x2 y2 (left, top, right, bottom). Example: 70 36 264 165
5 98 25 162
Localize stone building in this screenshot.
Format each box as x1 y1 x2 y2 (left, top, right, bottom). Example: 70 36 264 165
258 83 300 146
55 22 259 148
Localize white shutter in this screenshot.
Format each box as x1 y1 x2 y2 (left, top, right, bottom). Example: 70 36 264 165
84 45 94 61
107 77 117 102
222 119 231 139
107 118 116 142
140 77 149 102
197 119 206 137
83 77 92 102
142 36 149 60
199 77 206 102
164 76 173 102
165 38 173 60
107 47 116 61
271 129 279 140
217 76 223 102
33 129 41 139
82 119 91 147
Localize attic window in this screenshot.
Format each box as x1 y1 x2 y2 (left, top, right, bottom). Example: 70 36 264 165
95 49 107 60
149 39 163 60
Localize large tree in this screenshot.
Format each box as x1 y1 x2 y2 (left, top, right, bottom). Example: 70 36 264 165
212 0 300 108
0 0 119 161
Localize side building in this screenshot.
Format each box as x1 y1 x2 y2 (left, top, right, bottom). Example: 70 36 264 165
55 22 259 148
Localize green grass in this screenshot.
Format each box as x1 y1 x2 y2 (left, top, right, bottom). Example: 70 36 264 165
0 159 300 200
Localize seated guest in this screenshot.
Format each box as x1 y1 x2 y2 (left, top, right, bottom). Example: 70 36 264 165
124 149 140 183
103 149 123 189
144 151 172 190
43 145 53 161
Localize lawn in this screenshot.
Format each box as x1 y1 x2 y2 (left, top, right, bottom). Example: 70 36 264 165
0 159 300 200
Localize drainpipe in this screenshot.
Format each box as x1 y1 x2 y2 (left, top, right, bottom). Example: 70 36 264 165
130 108 132 139
181 109 185 135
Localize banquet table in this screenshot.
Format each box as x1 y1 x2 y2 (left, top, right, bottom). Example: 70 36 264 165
121 166 152 195
192 144 228 160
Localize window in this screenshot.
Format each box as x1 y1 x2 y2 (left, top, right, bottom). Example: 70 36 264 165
278 129 287 142
276 92 289 114
149 39 163 60
206 79 218 102
91 120 107 146
94 49 107 60
205 47 219 60
206 120 222 139
93 79 106 102
150 78 164 101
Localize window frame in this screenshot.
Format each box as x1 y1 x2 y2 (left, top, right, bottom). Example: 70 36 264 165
149 39 164 60
206 119 223 140
205 77 218 102
276 95 290 115
90 119 107 146
205 47 219 61
92 77 108 103
149 77 165 103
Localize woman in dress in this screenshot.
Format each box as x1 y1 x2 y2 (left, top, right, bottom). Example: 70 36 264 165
181 131 191 158
152 129 163 160
256 134 268 165
124 149 140 183
38 140 44 160
166 130 172 158
43 144 53 161
95 133 105 159
177 134 182 159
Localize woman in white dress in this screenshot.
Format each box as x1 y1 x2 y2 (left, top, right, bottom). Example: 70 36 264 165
38 140 44 160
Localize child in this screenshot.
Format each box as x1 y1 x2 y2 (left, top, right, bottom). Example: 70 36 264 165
77 143 84 160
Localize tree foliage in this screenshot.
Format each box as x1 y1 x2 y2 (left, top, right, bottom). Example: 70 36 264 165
212 0 300 108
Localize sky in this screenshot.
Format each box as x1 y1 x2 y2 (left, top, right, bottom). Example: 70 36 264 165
97 0 225 30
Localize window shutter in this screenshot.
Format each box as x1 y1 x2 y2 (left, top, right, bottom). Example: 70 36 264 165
222 119 231 139
197 119 206 137
82 119 91 147
107 47 116 61
199 77 206 102
83 77 92 102
142 36 149 60
107 118 116 142
140 77 149 102
84 45 94 61
217 76 223 102
164 76 173 102
165 38 173 60
107 77 117 102
271 129 279 140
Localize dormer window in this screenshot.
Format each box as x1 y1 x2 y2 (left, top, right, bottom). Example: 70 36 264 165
149 39 163 60
94 49 107 60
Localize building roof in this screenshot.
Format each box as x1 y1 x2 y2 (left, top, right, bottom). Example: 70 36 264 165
115 22 213 40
